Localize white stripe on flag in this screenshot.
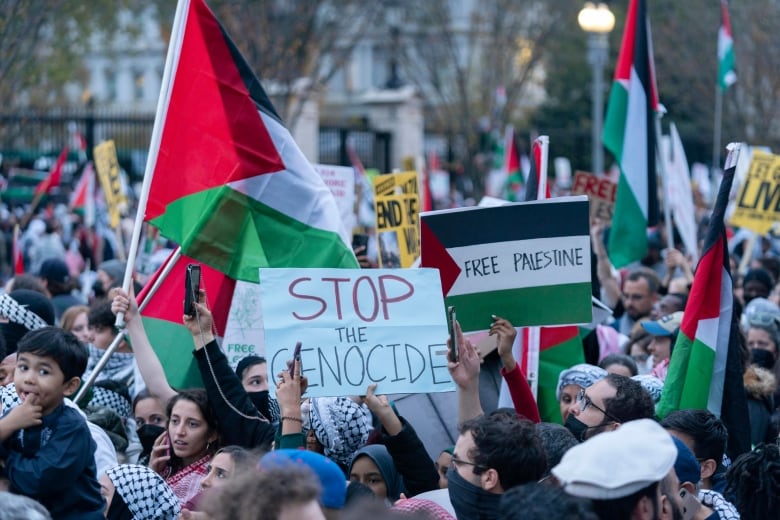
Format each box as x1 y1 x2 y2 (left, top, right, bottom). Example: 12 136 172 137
622 67 650 217
707 265 733 416
446 235 591 296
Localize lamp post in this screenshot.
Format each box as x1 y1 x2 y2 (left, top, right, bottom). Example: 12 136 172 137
578 2 615 176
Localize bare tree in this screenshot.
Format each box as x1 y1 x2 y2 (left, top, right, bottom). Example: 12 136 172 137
208 0 382 127
391 0 576 196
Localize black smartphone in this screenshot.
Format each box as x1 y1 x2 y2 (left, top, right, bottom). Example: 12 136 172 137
352 233 369 252
184 263 201 317
289 341 302 377
447 306 459 362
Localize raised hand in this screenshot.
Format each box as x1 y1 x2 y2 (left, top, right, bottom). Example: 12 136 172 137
448 320 480 391
489 315 517 371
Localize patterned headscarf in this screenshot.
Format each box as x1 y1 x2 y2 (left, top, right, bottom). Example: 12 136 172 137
106 464 181 520
556 363 608 401
309 397 371 466
632 374 664 404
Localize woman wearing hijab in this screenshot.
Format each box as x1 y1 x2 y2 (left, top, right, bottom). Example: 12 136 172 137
100 464 180 520
556 364 608 423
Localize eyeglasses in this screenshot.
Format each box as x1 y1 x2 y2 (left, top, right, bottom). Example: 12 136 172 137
450 454 486 474
576 388 620 423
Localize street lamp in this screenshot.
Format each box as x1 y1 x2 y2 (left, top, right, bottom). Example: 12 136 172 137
578 2 615 176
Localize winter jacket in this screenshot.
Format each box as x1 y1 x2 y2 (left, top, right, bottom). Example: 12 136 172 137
744 364 776 446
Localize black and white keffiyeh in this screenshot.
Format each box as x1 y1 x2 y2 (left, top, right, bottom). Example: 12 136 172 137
88 386 132 420
699 489 740 520
309 396 371 466
0 294 49 331
107 464 181 520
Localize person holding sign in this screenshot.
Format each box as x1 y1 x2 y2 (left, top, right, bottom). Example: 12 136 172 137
490 316 541 424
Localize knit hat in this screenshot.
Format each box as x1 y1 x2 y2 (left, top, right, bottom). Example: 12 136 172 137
260 449 347 509
98 260 127 285
556 364 608 401
106 464 180 519
743 268 774 294
552 419 676 500
672 437 701 486
309 397 371 466
641 312 684 337
235 355 265 379
392 498 456 520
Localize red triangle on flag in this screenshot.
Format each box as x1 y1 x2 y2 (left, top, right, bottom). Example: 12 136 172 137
35 146 69 195
420 219 461 295
145 0 286 222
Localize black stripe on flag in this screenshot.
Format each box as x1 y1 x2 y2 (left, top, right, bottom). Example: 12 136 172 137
421 198 589 248
635 0 659 227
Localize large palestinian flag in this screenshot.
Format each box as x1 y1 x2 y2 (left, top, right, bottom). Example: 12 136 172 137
420 197 592 332
603 0 660 268
657 147 750 458
143 0 357 283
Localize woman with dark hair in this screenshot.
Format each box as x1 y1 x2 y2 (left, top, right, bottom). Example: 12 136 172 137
149 389 219 509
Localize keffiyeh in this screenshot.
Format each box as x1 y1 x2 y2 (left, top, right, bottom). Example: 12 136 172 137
310 397 371 466
0 292 51 330
556 364 608 400
107 464 180 520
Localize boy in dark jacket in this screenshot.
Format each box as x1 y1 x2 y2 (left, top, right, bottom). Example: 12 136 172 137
0 327 104 519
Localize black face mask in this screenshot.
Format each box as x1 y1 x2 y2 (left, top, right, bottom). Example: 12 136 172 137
564 414 606 442
447 465 501 520
137 424 166 455
248 390 273 421
92 279 106 299
751 348 776 371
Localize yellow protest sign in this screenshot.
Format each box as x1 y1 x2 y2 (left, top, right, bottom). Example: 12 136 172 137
374 171 420 267
93 140 127 228
730 150 780 234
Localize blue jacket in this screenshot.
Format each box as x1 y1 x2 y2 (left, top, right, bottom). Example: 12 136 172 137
1 403 105 520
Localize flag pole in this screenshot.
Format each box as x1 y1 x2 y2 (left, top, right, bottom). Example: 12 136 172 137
536 136 550 199
115 0 190 328
712 86 723 190
77 247 183 402
654 108 675 252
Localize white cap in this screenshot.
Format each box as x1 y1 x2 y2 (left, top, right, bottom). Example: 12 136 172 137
552 419 676 500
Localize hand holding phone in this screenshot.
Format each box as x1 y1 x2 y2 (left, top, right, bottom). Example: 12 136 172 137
679 488 701 520
184 264 202 317
447 306 459 363
288 342 302 377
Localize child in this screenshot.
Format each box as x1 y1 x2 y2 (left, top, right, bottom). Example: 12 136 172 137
0 327 105 519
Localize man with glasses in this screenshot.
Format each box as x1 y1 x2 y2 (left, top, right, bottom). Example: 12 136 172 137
564 374 655 442
616 268 661 336
447 413 546 520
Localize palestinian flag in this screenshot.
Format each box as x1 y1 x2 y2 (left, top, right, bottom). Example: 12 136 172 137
718 0 736 91
519 326 584 424
143 0 356 283
603 0 660 268
420 197 592 332
34 146 69 195
657 148 750 459
504 126 524 202
137 249 236 389
69 162 96 227
524 136 551 202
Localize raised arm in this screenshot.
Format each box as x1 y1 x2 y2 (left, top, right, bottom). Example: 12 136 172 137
591 220 621 308
490 316 541 423
111 289 177 404
448 320 483 424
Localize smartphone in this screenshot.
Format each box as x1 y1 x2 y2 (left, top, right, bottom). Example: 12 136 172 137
679 488 701 520
352 233 369 252
288 342 302 377
184 263 201 317
447 306 459 362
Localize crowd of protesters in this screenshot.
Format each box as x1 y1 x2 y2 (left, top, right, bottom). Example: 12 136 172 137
0 195 779 520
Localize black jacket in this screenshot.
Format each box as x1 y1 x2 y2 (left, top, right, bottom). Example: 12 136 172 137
193 340 275 449
0 403 105 520
381 416 440 497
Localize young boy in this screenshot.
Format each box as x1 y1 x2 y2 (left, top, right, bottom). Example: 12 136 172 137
0 327 105 519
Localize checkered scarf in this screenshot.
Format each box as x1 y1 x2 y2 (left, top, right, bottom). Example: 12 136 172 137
107 464 181 519
556 363 608 400
88 386 132 420
699 489 740 520
0 294 48 330
309 397 371 466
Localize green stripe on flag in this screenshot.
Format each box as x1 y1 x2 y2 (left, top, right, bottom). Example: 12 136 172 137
538 333 585 424
603 85 629 156
608 176 647 268
149 185 358 282
445 282 592 332
141 317 203 390
657 333 717 417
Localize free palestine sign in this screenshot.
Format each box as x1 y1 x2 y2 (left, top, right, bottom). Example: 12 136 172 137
420 196 592 332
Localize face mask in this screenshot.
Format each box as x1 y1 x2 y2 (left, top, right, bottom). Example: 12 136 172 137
446 465 501 520
564 414 597 442
92 280 106 299
137 424 166 455
751 348 776 371
248 390 280 422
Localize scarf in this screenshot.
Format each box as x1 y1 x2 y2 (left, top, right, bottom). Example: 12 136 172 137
446 466 501 520
309 397 371 466
166 454 211 509
84 343 136 393
108 464 181 520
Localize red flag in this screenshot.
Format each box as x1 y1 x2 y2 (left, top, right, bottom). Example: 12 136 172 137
12 225 23 275
34 146 69 195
